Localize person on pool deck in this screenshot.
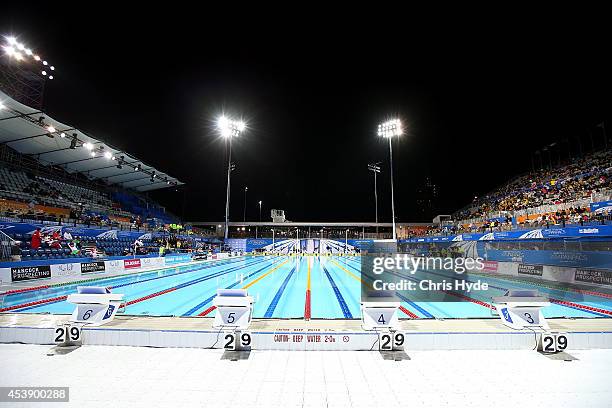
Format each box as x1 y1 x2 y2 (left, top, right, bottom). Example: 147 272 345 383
30 228 41 250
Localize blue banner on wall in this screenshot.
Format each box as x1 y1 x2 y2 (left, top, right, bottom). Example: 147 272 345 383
400 225 612 243
164 253 193 265
591 200 612 213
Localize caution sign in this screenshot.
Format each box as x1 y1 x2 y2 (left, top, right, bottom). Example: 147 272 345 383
11 265 52 282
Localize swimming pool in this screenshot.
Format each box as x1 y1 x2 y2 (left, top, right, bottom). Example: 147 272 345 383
1 255 611 319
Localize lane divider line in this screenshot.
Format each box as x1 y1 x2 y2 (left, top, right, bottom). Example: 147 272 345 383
182 258 285 316
264 265 297 318
5 258 268 313
322 264 353 319
305 258 311 320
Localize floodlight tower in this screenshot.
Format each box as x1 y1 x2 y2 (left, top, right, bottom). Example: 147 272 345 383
368 162 381 235
377 119 403 241
1 35 57 108
218 116 246 240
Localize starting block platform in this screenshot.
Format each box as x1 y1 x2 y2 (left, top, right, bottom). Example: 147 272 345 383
1 314 612 351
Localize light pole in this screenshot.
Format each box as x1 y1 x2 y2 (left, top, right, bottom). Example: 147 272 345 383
368 162 381 236
243 186 248 222
377 119 402 241
345 229 349 254
258 200 262 222
218 116 245 240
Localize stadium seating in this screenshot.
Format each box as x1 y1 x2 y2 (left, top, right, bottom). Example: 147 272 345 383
453 150 611 223
1 164 177 230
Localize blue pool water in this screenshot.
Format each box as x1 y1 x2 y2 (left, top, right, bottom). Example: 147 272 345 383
2 256 611 319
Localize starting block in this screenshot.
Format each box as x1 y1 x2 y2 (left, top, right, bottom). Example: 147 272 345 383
213 289 254 331
66 286 124 327
492 290 550 330
360 301 401 331
361 295 405 351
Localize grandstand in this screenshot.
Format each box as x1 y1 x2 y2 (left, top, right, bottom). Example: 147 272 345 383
0 89 207 262
452 149 611 228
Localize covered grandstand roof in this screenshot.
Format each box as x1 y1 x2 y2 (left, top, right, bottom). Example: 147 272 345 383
0 90 183 192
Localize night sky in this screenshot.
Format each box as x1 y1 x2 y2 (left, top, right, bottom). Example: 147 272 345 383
1 10 610 223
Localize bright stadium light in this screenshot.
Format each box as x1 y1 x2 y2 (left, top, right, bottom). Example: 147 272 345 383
377 118 403 240
46 125 55 133
217 114 247 240
217 115 245 138
377 118 403 138
60 132 66 138
104 151 112 159
83 142 94 150
90 151 96 157
3 45 15 57
2 36 57 78
0 101 5 110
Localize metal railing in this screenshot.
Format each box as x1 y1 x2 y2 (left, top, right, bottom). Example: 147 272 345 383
0 229 16 261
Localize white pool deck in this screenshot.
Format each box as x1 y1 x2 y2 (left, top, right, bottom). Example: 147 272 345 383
1 344 611 407
2 314 612 351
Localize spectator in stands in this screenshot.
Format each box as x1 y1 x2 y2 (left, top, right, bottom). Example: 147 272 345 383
31 228 42 250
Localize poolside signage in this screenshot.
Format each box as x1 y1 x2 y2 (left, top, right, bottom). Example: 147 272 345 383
81 261 106 274
574 268 612 285
11 265 51 282
124 259 141 269
517 263 543 276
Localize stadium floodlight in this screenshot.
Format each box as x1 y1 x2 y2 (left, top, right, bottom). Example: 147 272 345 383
2 36 57 79
90 151 96 157
377 118 402 240
217 115 245 138
104 151 112 159
0 101 5 110
83 142 94 150
46 125 55 133
217 114 247 240
60 132 66 138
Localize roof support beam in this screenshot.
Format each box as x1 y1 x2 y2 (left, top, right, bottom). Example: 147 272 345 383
2 127 76 144
0 110 43 122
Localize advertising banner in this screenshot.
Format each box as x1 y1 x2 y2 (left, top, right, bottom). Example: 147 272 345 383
575 268 612 285
51 263 80 278
11 265 51 282
517 263 544 276
81 261 106 274
123 259 141 269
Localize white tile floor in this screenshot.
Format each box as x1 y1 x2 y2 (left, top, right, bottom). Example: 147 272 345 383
1 345 611 407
